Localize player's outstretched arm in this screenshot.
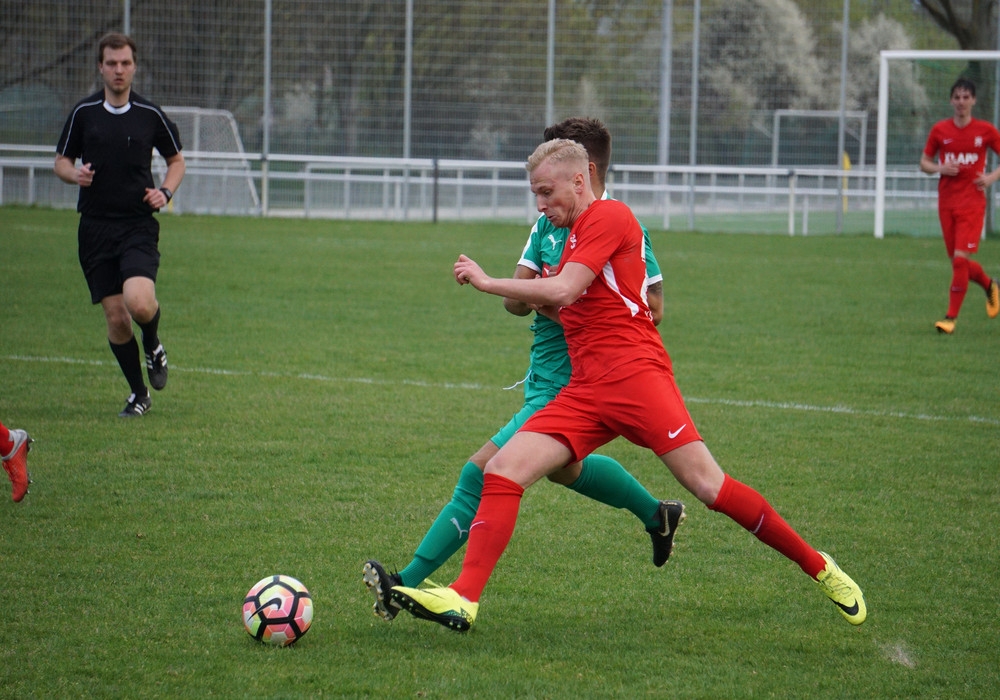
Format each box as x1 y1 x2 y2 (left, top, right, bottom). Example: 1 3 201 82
455 254 594 307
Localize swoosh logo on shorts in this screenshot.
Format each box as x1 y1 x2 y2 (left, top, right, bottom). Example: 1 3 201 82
668 424 687 439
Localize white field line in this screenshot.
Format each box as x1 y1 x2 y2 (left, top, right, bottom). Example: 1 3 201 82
4 353 998 427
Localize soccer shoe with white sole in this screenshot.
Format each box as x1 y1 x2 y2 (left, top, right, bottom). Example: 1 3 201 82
145 343 168 391
987 279 999 319
363 560 402 622
2 429 33 502
647 499 686 567
934 317 956 334
119 392 152 418
390 586 478 632
815 552 867 625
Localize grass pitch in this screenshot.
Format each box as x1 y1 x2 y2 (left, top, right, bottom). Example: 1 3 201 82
1 206 998 698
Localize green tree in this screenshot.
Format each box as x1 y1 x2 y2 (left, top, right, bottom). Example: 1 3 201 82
915 0 996 49
697 0 827 164
845 13 928 164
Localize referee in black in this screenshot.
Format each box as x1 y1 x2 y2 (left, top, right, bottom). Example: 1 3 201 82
55 33 185 418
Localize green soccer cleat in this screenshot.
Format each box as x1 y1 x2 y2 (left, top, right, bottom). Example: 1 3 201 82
390 586 478 632
815 552 867 625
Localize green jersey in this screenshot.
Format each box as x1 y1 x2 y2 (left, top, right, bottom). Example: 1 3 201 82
516 207 662 387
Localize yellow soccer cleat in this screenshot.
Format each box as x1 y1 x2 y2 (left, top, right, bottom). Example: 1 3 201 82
815 552 867 625
390 586 478 632
934 317 956 334
987 279 999 319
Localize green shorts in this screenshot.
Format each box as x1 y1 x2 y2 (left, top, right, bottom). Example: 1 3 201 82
489 371 564 449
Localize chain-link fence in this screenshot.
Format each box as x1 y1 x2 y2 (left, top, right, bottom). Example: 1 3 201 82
0 1 977 233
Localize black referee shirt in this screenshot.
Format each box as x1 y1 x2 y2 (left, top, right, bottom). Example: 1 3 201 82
56 90 183 218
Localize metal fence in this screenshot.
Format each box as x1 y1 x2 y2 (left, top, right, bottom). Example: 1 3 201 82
0 1 972 234
0 140 948 236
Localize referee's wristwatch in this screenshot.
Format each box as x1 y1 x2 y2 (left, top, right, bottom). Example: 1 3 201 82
159 187 173 203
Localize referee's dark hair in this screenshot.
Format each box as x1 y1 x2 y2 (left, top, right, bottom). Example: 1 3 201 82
98 32 137 63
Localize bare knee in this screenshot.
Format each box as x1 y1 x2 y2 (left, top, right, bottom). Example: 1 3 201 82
691 478 723 505
122 278 159 323
483 433 571 488
546 460 582 486
126 297 159 323
467 441 498 471
103 305 134 343
659 441 726 505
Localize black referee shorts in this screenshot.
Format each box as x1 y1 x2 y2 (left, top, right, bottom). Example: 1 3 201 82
78 215 161 304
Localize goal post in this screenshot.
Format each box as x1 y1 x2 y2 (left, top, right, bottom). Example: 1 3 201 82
875 50 1000 239
160 106 260 215
772 109 868 168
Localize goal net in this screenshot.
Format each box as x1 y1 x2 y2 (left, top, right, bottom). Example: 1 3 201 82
772 109 868 168
875 50 1000 239
158 107 260 215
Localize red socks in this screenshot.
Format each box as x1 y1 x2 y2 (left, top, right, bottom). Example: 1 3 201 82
708 474 825 578
0 424 10 456
451 473 525 602
450 472 828 600
948 257 991 319
947 256 970 319
968 258 991 289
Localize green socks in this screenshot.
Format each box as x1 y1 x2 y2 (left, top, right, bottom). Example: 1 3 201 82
397 453 660 587
566 453 661 530
398 461 483 587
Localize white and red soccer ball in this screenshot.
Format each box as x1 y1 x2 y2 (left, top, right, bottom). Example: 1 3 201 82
242 575 313 646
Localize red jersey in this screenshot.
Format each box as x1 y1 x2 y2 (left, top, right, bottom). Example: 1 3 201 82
556 199 668 383
923 117 1000 209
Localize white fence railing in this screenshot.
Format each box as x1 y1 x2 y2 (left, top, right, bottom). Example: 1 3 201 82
1 144 949 236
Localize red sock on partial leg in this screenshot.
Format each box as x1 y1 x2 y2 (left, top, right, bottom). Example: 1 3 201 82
0 423 11 456
708 474 826 578
947 256 971 319
967 258 991 290
451 473 525 602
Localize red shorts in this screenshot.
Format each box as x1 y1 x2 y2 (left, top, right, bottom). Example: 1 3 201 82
520 356 702 461
939 202 984 257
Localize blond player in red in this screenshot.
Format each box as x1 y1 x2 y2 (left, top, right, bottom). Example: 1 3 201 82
920 78 1000 334
390 138 867 632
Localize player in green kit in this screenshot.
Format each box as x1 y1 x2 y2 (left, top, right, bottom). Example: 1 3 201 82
363 118 684 622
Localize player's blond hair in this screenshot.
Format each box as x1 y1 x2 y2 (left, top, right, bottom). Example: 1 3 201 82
526 138 588 174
